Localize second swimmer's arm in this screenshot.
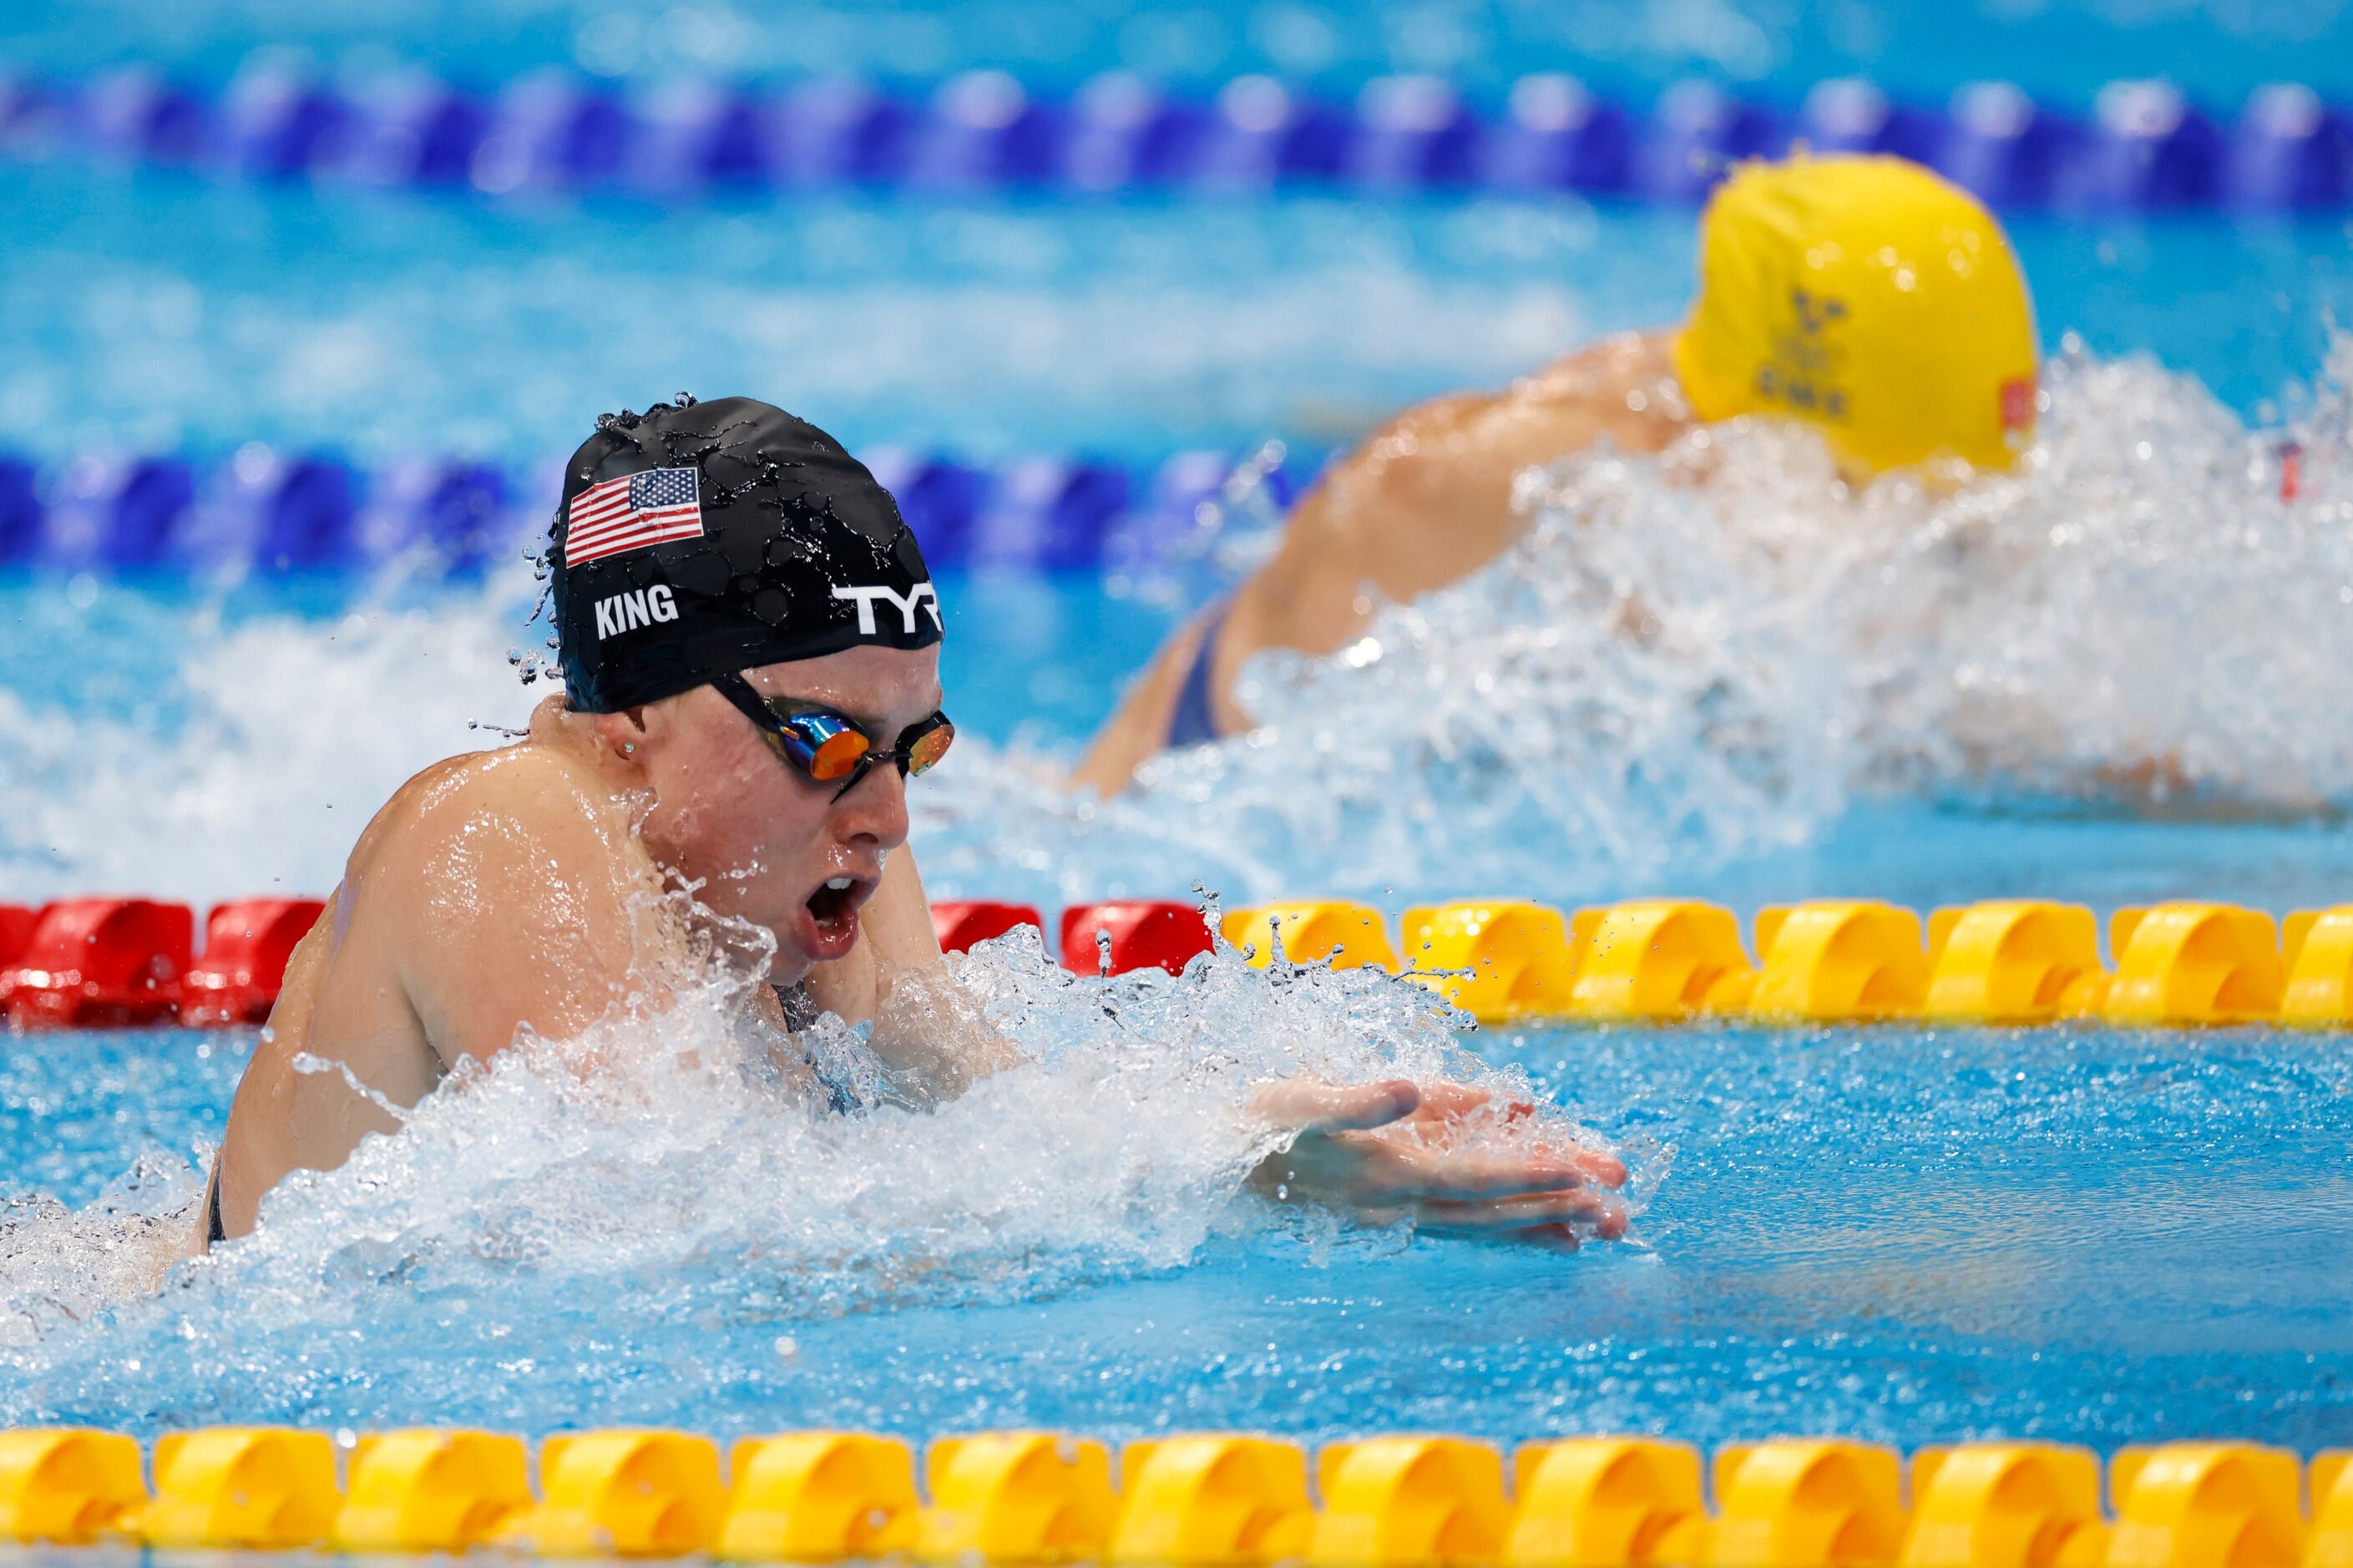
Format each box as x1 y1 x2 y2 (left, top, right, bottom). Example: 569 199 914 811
1062 394 1538 798
1069 333 1687 794
1245 332 1689 660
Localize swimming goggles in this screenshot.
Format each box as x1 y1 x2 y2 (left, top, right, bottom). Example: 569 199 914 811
711 670 954 799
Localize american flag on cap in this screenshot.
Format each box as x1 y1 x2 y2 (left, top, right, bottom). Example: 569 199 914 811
564 467 706 565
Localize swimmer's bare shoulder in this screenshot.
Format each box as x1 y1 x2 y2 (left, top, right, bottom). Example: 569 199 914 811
209 703 675 1242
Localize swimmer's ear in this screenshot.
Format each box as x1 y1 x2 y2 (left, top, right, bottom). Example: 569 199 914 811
587 706 652 764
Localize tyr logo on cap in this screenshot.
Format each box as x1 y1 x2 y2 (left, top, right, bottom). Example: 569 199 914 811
832 581 944 636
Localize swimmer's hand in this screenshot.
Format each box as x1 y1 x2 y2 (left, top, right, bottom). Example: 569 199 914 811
1247 1076 1628 1251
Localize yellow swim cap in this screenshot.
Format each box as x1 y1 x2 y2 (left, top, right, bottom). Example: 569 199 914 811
1673 154 2039 473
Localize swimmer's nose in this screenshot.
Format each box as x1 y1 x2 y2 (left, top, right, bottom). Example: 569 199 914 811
833 759 911 848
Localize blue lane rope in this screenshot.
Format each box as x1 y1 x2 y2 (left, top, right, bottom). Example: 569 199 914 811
3 66 2348 212
0 447 1322 575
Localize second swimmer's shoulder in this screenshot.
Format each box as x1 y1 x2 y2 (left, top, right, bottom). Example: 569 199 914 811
1516 328 1677 399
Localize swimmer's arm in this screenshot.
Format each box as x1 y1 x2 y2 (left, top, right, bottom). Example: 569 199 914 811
207 757 672 1245
1069 334 1685 793
397 756 681 1071
806 850 1025 1098
1250 333 1686 652
207 908 422 1242
1063 397 1541 797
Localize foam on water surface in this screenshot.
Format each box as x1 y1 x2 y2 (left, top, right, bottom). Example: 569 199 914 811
0 166 1651 463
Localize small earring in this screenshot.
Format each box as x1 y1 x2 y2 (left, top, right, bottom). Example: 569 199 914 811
622 742 636 755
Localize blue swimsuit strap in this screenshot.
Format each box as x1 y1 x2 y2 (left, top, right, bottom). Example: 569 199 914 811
1165 598 1232 749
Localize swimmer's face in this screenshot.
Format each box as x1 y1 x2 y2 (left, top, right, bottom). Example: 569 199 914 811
613 643 944 984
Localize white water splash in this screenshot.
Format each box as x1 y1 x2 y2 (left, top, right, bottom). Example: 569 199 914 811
0 920 1645 1424
0 1151 204 1345
913 336 2353 904
0 569 541 901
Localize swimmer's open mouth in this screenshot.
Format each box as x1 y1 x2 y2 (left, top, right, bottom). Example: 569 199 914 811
806 874 873 935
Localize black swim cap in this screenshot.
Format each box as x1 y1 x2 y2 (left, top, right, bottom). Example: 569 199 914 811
550 396 940 713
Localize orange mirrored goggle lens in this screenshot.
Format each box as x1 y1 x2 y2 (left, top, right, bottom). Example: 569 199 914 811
906 719 954 776
806 729 872 782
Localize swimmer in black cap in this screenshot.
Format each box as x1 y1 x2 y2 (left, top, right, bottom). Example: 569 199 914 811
200 396 1626 1250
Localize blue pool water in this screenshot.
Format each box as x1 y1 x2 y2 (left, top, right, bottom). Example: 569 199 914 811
8 0 2353 108
8 0 2353 1468
5 1010 2351 1449
2 166 2349 466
